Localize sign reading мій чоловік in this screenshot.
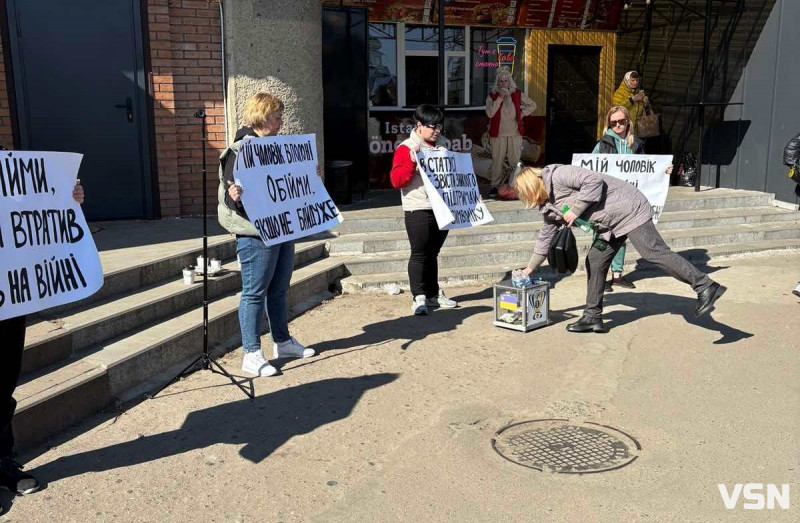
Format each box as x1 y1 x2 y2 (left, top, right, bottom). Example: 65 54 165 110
234 134 343 247
417 148 494 230
0 151 103 321
571 153 673 223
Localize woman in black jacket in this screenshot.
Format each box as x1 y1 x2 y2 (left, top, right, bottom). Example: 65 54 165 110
784 131 800 297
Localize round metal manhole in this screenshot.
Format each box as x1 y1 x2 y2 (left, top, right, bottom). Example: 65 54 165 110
491 419 641 474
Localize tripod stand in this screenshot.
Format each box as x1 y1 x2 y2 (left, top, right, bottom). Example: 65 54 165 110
151 109 253 399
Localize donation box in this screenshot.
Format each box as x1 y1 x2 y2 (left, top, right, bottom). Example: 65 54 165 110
493 280 550 332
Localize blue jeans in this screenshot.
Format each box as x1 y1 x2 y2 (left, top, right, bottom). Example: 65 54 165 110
237 237 295 353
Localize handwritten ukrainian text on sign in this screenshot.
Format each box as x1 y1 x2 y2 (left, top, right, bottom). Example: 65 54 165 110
571 153 673 223
235 134 342 247
417 148 494 230
0 152 103 321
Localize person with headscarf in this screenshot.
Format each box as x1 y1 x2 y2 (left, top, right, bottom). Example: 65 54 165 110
612 71 649 135
485 67 536 199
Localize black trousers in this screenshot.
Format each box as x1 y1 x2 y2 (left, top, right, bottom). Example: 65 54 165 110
404 210 449 298
584 221 713 320
0 315 25 459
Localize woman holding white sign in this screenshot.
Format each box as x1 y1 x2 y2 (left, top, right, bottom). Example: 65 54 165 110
390 105 458 316
0 181 84 500
592 105 672 292
514 165 725 333
218 93 315 378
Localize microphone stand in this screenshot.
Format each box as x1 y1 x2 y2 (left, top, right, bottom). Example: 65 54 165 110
151 109 253 399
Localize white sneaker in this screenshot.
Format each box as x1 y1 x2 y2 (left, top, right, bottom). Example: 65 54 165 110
412 294 428 316
793 282 800 298
426 290 458 309
273 337 316 359
241 351 277 377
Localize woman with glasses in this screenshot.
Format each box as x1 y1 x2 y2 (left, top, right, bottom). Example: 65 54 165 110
592 105 672 292
485 67 536 198
390 104 458 316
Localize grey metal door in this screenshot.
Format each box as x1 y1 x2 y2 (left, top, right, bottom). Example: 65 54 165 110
6 0 154 219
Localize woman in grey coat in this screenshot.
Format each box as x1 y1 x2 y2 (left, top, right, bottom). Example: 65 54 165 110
514 164 726 332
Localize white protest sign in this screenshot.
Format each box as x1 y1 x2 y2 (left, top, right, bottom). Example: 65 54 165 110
417 149 494 230
234 134 342 247
0 151 103 321
571 153 673 223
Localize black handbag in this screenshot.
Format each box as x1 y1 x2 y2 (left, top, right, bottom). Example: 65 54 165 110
547 226 578 274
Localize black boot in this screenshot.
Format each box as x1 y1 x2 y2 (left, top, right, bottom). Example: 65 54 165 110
566 315 606 333
0 458 40 496
695 282 726 318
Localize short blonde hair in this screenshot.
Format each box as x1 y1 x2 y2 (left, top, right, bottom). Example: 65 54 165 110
242 92 284 130
514 166 549 208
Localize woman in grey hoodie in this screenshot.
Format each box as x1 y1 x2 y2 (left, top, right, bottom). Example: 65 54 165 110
514 165 725 333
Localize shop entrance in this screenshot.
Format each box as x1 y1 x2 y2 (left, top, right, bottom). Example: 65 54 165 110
545 45 601 165
322 6 369 203
5 0 154 219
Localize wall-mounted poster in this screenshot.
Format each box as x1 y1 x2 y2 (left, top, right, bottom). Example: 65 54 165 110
517 0 623 30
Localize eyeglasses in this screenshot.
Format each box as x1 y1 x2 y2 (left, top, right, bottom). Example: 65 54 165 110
609 118 628 127
423 124 443 132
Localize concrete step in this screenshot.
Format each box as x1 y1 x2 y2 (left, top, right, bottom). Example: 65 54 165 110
12 255 346 451
340 220 800 278
23 239 330 376
341 238 800 292
335 189 777 234
329 206 800 255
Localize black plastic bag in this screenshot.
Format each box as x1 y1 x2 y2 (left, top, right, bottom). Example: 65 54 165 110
678 152 697 187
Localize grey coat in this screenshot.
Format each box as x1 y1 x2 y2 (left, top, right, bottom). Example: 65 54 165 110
532 164 653 257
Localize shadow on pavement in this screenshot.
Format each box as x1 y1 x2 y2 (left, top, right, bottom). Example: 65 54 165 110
308 305 491 353
554 290 752 345
31 374 398 486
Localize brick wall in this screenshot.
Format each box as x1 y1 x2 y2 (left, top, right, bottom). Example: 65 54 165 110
147 0 225 217
0 39 14 149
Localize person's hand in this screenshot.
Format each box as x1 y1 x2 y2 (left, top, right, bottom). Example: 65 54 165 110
632 92 645 103
72 179 84 205
500 88 510 98
665 165 673 175
563 209 578 226
227 180 243 202
317 167 324 179
409 144 420 164
522 267 534 276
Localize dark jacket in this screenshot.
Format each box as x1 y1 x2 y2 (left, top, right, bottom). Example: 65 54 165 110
784 132 800 167
595 134 646 155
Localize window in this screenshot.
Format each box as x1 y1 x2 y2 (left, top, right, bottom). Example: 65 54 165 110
368 23 398 107
404 25 466 106
470 28 527 106
368 23 525 109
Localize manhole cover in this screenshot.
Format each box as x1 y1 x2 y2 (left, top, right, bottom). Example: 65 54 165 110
491 419 641 474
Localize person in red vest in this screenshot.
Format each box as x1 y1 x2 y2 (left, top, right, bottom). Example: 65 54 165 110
485 67 536 198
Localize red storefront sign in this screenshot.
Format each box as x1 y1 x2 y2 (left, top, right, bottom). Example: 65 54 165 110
321 0 431 23
432 1 518 26
323 1 623 29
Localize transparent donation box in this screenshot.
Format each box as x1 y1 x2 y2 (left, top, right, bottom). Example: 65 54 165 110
493 280 550 332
